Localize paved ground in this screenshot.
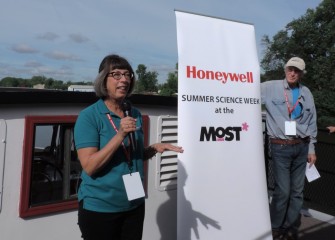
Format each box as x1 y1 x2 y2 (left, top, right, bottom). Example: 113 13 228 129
298 210 335 240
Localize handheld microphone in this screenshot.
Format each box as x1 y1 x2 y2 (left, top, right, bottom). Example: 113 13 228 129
121 100 136 152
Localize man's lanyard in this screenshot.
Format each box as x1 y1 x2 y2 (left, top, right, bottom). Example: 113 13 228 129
106 114 133 173
283 83 301 120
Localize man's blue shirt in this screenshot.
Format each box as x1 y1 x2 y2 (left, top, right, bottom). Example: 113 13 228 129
261 79 317 154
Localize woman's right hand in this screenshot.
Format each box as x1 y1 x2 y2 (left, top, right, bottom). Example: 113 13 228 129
78 118 136 176
119 116 136 137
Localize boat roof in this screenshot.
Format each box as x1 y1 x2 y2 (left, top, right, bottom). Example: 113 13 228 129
0 87 177 106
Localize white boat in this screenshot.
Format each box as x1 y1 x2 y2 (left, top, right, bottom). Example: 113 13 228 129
0 88 179 240
1 88 335 239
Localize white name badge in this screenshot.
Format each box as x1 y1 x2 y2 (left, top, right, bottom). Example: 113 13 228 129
122 172 145 201
285 121 297 136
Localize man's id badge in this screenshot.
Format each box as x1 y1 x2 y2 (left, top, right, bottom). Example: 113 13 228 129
285 121 297 136
122 172 145 201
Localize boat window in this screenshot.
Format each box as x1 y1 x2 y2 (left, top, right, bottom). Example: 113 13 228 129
19 115 149 218
19 115 79 218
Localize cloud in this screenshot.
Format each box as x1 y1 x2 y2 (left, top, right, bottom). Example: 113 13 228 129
29 65 74 79
32 65 73 76
149 64 176 77
11 44 39 54
24 61 44 68
69 33 90 43
0 62 13 78
0 0 322 83
37 32 60 41
45 51 84 61
0 61 74 80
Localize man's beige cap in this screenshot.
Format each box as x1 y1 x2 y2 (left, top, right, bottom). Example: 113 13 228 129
285 57 305 71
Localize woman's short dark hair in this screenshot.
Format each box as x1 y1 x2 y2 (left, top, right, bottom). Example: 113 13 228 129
94 54 136 98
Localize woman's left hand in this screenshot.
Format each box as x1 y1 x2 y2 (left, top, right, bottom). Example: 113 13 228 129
152 143 184 154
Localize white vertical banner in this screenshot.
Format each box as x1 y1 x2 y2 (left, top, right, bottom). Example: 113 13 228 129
175 11 272 240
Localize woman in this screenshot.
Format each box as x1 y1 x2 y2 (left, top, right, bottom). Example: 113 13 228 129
74 54 183 240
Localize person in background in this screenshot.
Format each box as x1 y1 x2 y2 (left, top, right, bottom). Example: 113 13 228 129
327 126 335 133
261 57 317 240
74 54 184 240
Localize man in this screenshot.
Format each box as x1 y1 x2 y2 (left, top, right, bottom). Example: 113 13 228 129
261 57 317 240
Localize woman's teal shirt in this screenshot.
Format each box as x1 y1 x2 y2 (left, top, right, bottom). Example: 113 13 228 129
74 99 145 212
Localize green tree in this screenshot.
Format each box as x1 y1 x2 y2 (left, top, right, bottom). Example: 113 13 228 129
159 63 178 96
134 64 158 93
31 76 47 86
0 76 93 90
0 77 31 87
0 77 21 87
260 0 335 127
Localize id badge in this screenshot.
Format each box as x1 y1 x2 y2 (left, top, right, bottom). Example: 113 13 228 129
285 121 296 136
122 172 145 201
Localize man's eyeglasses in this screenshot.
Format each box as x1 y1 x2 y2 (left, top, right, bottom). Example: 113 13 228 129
108 71 133 80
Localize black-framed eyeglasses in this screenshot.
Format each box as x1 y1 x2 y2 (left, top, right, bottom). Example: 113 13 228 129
108 71 133 80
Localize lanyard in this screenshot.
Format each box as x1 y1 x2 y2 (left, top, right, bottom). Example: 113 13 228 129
283 83 300 119
106 114 133 173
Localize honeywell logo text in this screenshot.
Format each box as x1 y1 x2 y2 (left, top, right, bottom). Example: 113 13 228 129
186 65 254 84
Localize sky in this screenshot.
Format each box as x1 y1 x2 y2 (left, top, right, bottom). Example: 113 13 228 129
0 0 322 84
